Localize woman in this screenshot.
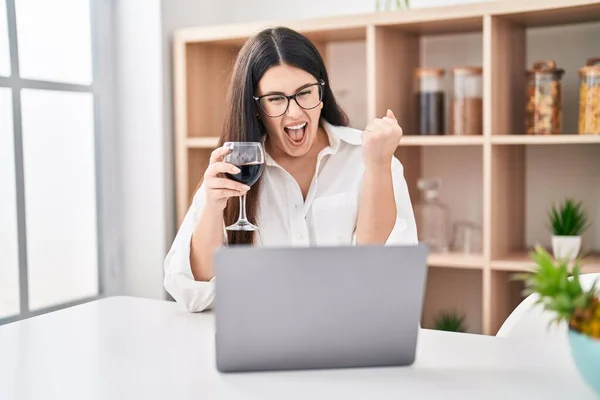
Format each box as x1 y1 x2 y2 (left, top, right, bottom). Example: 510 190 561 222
164 26 418 312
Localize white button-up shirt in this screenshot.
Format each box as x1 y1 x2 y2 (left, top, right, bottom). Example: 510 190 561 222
163 121 418 312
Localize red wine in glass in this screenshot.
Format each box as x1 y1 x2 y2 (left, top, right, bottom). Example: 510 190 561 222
225 161 264 187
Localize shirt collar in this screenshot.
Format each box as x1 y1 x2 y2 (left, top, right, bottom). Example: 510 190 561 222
264 119 360 167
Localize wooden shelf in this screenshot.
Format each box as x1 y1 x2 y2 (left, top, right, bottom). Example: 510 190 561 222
187 136 486 148
177 22 367 45
172 0 600 336
187 137 219 149
174 0 600 44
402 136 484 146
491 135 600 145
428 253 484 269
491 251 600 273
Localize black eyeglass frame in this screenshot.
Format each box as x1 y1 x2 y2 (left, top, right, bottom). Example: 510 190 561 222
253 80 326 118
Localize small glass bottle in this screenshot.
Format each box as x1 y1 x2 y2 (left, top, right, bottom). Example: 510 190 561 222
414 68 445 135
578 57 600 135
525 60 565 135
451 67 483 135
414 178 450 252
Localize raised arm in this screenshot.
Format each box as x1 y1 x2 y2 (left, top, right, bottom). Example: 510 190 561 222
356 109 417 245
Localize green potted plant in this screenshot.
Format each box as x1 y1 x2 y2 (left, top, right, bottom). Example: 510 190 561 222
516 245 600 395
433 310 467 332
548 198 589 261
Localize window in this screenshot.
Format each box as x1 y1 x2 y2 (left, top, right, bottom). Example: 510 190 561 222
0 0 9 76
15 0 92 84
0 88 19 318
0 0 107 324
21 89 98 310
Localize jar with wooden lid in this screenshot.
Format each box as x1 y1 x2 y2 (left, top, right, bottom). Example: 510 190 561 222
414 68 445 135
578 57 600 135
451 67 483 135
525 60 565 135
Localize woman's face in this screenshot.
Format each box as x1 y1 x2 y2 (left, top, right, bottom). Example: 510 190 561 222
255 64 324 158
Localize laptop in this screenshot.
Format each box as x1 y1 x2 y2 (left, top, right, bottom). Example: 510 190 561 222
213 244 428 373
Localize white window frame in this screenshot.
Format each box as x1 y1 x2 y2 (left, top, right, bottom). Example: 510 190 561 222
0 0 119 325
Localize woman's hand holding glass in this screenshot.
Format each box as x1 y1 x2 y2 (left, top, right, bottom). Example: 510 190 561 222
222 142 265 231
203 146 251 212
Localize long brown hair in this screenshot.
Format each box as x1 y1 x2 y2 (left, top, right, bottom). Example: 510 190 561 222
218 26 349 245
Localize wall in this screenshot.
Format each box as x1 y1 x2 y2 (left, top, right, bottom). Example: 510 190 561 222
161 0 227 240
160 0 228 300
113 0 233 301
115 0 168 300
226 0 493 23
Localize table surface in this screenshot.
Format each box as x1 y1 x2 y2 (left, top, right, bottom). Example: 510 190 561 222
0 296 597 400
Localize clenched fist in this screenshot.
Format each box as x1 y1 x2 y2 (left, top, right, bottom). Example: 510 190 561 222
361 109 403 168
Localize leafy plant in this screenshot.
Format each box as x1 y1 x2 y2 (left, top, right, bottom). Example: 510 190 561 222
514 245 600 339
434 310 467 332
548 198 589 236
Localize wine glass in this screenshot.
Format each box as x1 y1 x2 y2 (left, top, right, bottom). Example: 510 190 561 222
223 141 266 231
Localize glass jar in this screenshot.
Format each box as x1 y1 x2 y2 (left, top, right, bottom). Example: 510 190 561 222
414 178 450 252
578 57 600 135
451 221 482 254
451 67 483 135
414 68 445 135
525 60 565 135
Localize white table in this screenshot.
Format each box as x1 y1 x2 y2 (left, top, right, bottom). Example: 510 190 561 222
0 296 597 400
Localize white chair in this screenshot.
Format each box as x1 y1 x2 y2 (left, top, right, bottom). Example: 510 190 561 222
496 272 600 340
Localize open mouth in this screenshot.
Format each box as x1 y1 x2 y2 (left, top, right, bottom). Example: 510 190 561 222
283 122 307 146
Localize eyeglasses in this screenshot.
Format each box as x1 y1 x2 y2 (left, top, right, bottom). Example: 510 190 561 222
253 80 325 118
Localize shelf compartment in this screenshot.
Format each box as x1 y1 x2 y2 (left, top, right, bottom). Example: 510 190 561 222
369 24 484 137
422 267 483 334
486 141 600 333
487 15 600 137
182 43 240 139
396 145 484 269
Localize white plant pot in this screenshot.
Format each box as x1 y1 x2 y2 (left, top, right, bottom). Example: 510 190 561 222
551 236 582 261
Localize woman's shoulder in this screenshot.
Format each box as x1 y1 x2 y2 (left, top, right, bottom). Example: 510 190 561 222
325 122 363 147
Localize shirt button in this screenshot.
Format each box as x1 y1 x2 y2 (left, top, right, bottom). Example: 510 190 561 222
297 233 302 239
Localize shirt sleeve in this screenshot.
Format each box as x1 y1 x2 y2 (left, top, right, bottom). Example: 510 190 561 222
385 156 419 245
163 184 219 313
351 156 419 246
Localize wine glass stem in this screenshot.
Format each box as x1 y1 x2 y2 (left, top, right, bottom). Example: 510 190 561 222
238 193 249 223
